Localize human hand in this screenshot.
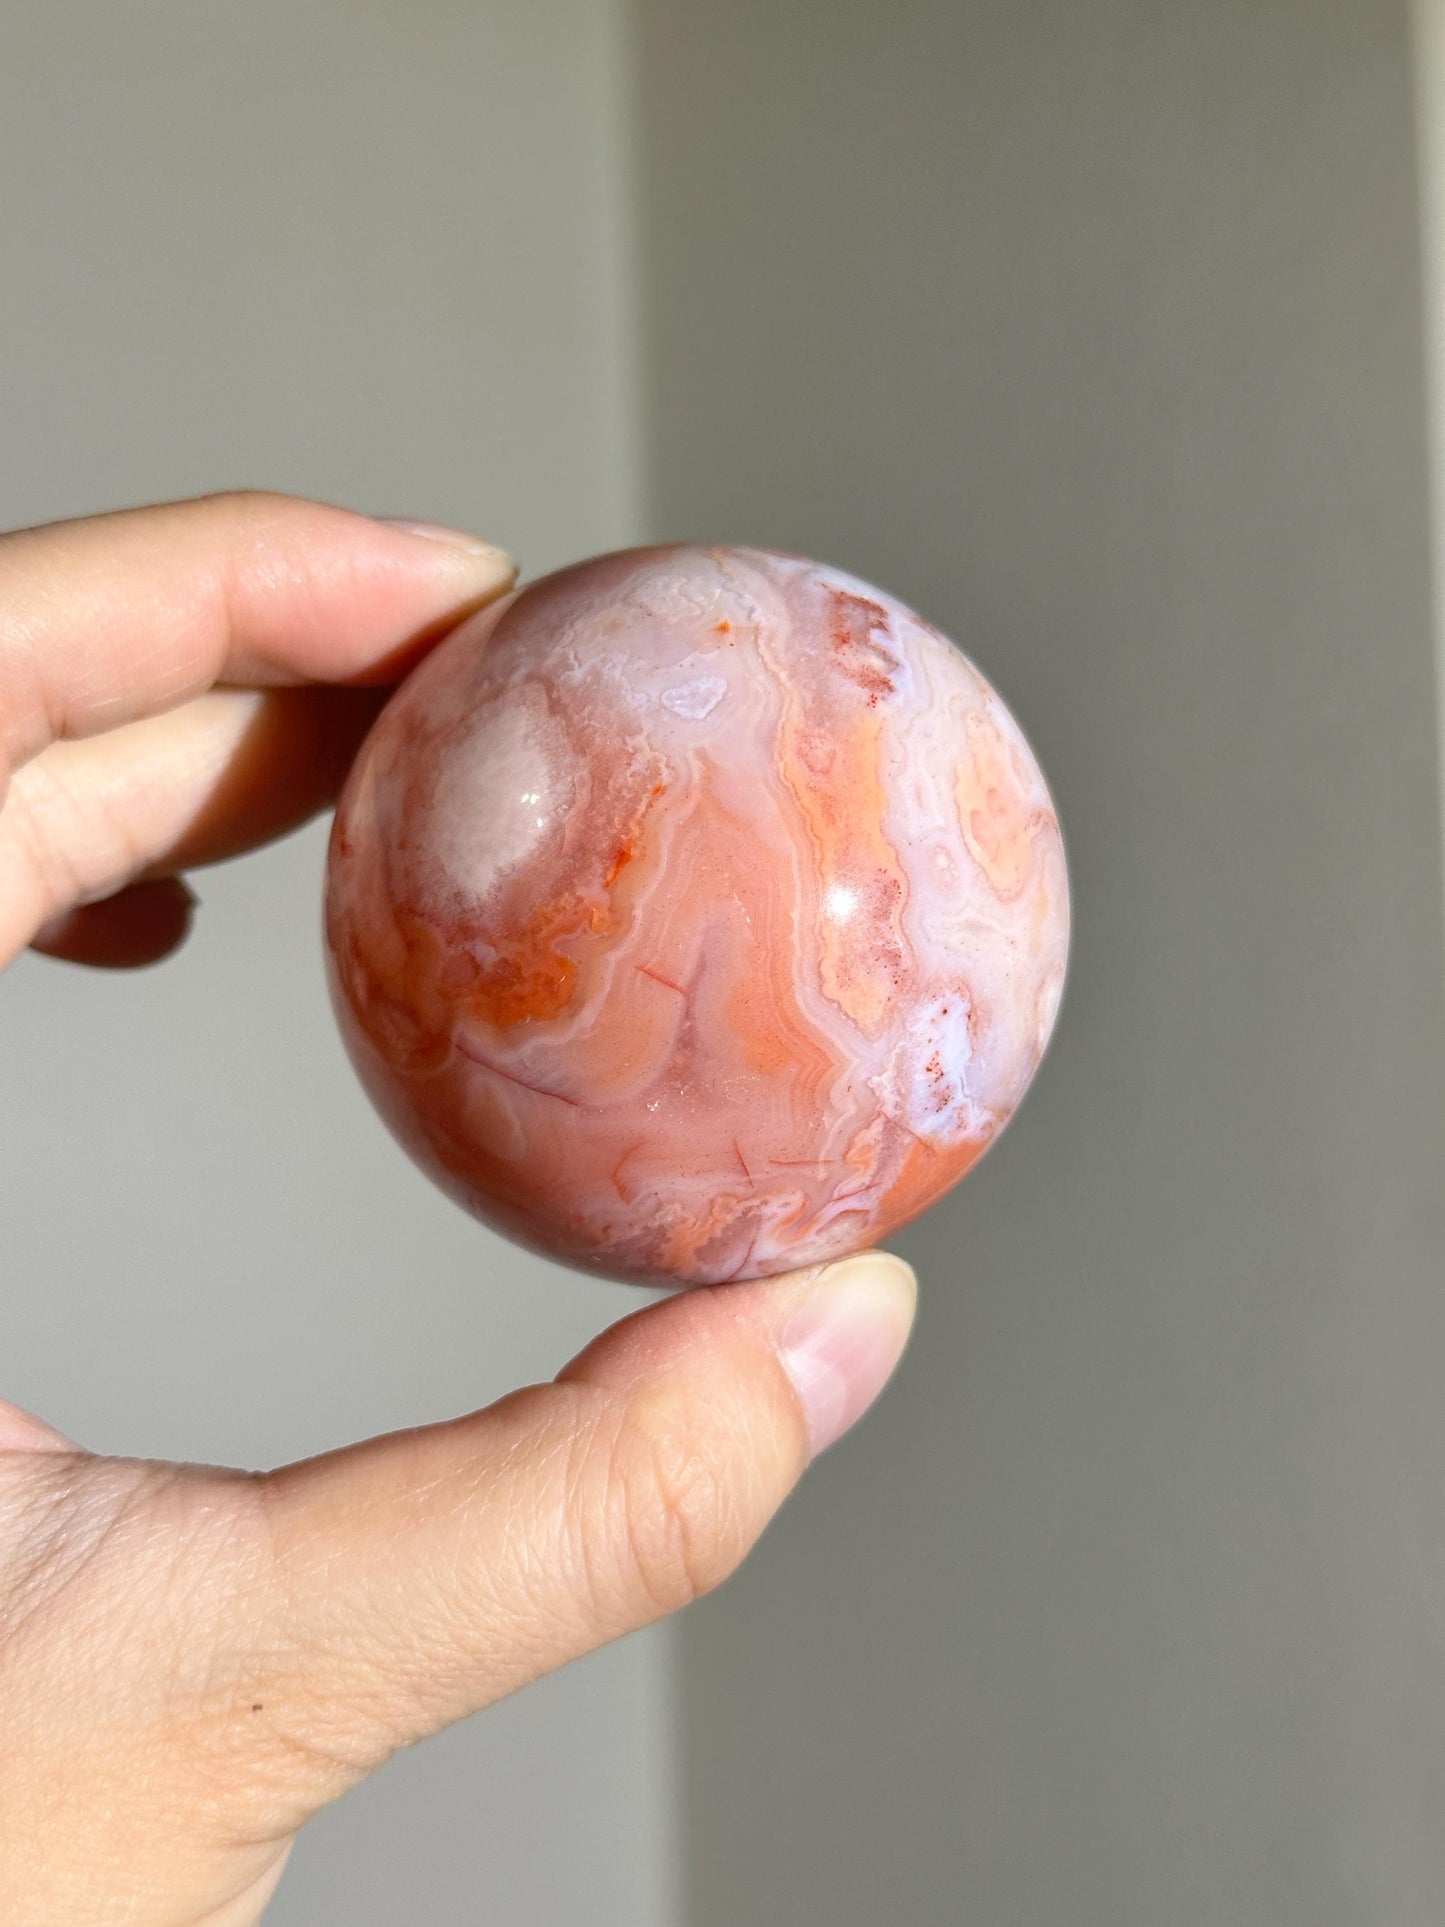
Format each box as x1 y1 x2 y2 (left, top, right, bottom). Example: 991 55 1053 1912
0 494 917 1923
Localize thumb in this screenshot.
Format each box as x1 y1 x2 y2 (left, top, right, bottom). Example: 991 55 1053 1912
244 1252 915 1815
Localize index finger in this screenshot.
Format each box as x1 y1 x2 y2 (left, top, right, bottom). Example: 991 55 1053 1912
0 492 515 772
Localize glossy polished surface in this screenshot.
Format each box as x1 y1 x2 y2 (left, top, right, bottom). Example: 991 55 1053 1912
325 547 1069 1284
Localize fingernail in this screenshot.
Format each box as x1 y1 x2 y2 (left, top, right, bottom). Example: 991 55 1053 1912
778 1253 917 1458
376 518 516 584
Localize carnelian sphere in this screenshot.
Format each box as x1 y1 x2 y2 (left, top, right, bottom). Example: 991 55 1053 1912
324 545 1070 1286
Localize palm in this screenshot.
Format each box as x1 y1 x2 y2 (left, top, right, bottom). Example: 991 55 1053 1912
0 1435 298 1921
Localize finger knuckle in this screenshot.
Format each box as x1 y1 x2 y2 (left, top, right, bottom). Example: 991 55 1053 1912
2 762 84 920
599 1385 748 1620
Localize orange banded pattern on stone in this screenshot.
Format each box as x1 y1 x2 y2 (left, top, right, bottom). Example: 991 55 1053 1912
325 546 1070 1286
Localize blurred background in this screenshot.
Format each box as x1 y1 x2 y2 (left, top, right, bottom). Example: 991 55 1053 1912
5 2 1445 1921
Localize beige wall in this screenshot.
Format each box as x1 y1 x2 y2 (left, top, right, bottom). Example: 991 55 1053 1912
635 3 1445 1922
0 5 673 1921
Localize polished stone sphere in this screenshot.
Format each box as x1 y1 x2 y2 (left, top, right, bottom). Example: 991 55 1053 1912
325 546 1070 1285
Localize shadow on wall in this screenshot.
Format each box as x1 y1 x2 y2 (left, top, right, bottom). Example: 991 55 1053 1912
633 2 1445 1923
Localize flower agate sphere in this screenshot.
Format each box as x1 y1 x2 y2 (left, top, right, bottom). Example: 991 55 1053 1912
325 546 1070 1286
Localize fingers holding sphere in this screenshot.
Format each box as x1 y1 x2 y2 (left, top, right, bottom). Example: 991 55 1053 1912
3 683 389 967
215 1255 916 1823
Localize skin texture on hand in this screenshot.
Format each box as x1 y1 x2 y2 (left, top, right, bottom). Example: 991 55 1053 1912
0 494 918 1924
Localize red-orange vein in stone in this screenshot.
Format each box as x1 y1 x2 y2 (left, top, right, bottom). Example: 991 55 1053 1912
452 1038 582 1107
636 962 685 996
